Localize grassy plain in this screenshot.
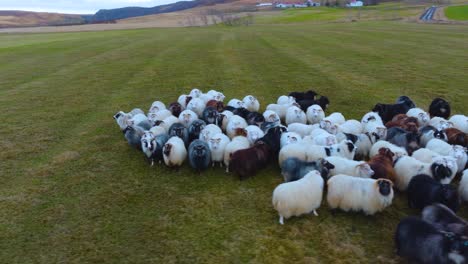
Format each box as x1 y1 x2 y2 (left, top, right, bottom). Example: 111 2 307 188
445 5 468 20
0 21 467 263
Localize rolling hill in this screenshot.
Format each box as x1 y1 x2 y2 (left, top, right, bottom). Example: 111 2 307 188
0 10 85 28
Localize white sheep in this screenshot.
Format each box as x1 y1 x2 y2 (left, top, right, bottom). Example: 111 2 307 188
327 176 394 215
325 157 374 178
277 95 296 105
306 104 325 125
207 90 225 102
114 111 132 130
141 131 155 163
429 116 453 130
148 101 166 113
223 135 250 172
312 133 338 146
407 108 430 127
266 102 296 122
263 110 281 124
159 116 180 132
177 94 190 109
272 170 324 225
305 140 356 161
426 138 467 173
243 95 260 112
287 123 319 138
208 133 230 167
226 115 248 139
449 115 468 133
186 98 205 117
319 120 339 135
199 93 215 104
458 169 468 202
220 110 234 131
411 148 459 178
148 109 172 124
149 125 167 136
337 132 379 159
324 112 346 125
199 124 222 143
227 99 245 109
129 108 145 116
369 141 407 160
285 106 307 125
280 132 302 149
245 125 265 146
363 121 387 139
178 109 198 128
163 136 187 167
278 143 307 167
361 111 383 125
338 120 362 135
189 88 202 98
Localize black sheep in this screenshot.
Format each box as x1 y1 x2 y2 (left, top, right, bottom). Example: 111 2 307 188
151 134 169 165
395 96 416 108
395 216 468 264
288 90 317 101
188 140 211 173
202 106 218 125
257 126 286 156
246 112 265 127
372 96 415 123
168 102 183 118
188 120 206 143
386 127 421 155
297 96 330 112
422 203 468 236
408 174 459 212
168 123 189 147
429 98 451 119
281 158 335 182
232 107 252 120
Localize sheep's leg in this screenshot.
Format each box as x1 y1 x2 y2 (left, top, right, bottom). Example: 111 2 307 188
212 162 215 168
219 162 223 168
151 160 154 167
225 166 229 173
313 210 318 217
279 215 284 225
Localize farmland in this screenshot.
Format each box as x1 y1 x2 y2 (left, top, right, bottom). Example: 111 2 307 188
1 21 468 262
445 5 468 20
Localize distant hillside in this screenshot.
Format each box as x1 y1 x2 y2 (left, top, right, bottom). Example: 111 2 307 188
0 10 85 28
87 0 239 22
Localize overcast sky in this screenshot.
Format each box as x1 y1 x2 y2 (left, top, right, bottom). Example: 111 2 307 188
0 0 180 14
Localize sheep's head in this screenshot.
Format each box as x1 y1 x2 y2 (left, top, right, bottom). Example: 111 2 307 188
193 144 207 157
209 137 221 150
190 88 202 98
357 163 374 177
113 111 124 120
418 112 430 124
163 143 172 156
378 147 395 161
169 103 182 116
431 160 453 182
451 145 466 159
376 179 393 196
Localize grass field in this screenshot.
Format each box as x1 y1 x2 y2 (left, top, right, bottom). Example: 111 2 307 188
1 21 468 263
445 5 468 20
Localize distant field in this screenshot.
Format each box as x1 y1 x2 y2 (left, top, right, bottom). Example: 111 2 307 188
0 10 84 28
1 22 468 262
445 5 468 20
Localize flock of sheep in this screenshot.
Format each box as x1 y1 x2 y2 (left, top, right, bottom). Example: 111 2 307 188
114 88 468 263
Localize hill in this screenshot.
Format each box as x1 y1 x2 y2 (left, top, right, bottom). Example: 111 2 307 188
0 10 85 28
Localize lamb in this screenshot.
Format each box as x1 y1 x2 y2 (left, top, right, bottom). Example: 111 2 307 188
367 147 397 182
232 107 252 120
168 102 183 118
408 174 460 212
229 141 271 180
305 140 356 161
272 170 324 225
325 157 374 178
178 109 198 128
427 138 467 173
168 123 189 147
394 156 454 191
386 127 421 155
188 140 211 173
208 132 230 167
407 108 430 127
280 132 302 148
281 158 335 182
242 95 260 112
223 129 250 172
420 125 447 147
459 170 468 202
327 176 394 215
186 98 205 117
148 101 166 113
202 106 218 125
395 216 467 264
277 95 296 105
226 115 248 139
422 203 468 236
369 140 407 160
449 115 468 133
199 124 222 143
188 120 206 143
262 110 281 125
285 106 307 125
287 123 318 137
429 97 451 119
445 128 467 147
278 143 307 167
227 98 245 109
163 136 187 167
245 125 265 146
306 104 325 125
429 116 454 131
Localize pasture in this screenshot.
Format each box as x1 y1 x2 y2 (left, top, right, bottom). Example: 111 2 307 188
1 21 468 263
445 5 468 20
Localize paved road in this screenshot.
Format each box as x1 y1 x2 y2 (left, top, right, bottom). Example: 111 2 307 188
420 6 437 21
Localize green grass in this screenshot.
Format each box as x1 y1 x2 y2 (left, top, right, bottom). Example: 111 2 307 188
445 5 468 20
1 21 468 263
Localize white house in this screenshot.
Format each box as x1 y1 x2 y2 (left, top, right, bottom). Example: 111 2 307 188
347 0 363 7
256 3 273 6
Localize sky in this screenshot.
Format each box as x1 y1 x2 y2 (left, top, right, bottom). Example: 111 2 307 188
0 0 181 14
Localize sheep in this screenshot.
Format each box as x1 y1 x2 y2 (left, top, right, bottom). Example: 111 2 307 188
232 107 252 120
141 131 155 163
285 106 307 125
229 141 271 180
226 115 248 139
385 114 419 133
263 110 281 125
168 123 189 147
459 170 468 203
148 110 172 125
287 123 318 138
361 111 383 125
277 95 296 105
305 140 356 161
449 115 468 133
245 125 265 146
325 157 374 178
395 216 467 264
151 134 170 165
201 106 218 125
149 125 166 136
113 111 132 131
227 99 245 109
430 116 454 131
306 104 325 125
189 88 202 98
408 174 460 212
422 203 468 236
129 108 145 116
186 98 205 117
343 132 380 160
297 96 330 112
178 109 198 128
369 140 407 160
242 95 260 112
372 97 415 123
278 143 307 167
446 128 468 147
420 125 447 147
246 112 265 127
281 158 335 182
157 115 180 132
177 94 192 109
312 133 338 146
407 108 430 127
123 125 145 150
188 140 211 173
167 102 183 117
126 113 151 131
148 101 166 113
429 97 451 119
396 96 416 108
208 132 230 167
338 120 362 135
367 147 397 182
188 120 206 143
199 93 216 105
257 126 286 156
394 156 454 191
220 110 233 131
163 136 187 167
223 129 250 172
324 112 345 125
327 176 394 215
206 90 225 102
386 127 421 155
412 148 459 177
272 170 324 225
280 132 302 149
427 138 467 173
199 124 222 143
288 90 317 101
206 100 224 112
362 121 387 139
266 103 294 122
